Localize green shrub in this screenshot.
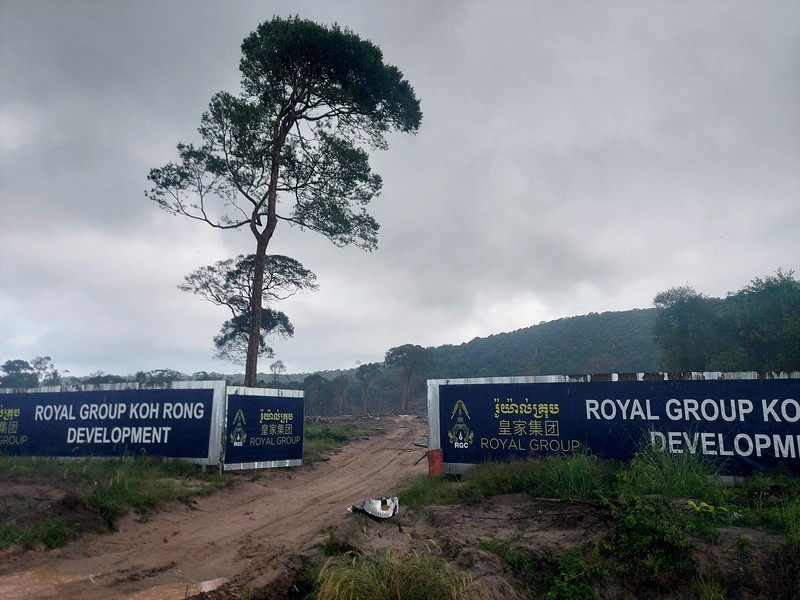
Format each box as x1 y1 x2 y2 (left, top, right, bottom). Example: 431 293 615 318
729 470 800 542
478 539 604 600
31 517 72 548
0 517 71 550
785 497 800 545
317 530 360 557
604 495 693 583
477 538 535 573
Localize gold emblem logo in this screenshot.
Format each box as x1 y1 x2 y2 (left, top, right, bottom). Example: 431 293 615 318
230 409 247 447
448 400 474 449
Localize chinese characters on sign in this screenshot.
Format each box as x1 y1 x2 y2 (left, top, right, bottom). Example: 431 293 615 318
436 378 800 475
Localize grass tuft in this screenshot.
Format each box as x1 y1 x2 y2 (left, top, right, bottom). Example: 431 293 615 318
316 549 474 600
695 572 726 600
396 475 462 509
542 450 616 500
615 440 725 503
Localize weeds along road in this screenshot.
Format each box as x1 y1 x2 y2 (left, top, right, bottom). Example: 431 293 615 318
0 415 429 600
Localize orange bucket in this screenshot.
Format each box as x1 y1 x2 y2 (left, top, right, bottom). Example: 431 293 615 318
427 448 444 476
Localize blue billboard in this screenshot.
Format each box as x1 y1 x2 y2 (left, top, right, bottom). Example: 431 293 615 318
223 387 304 470
0 385 221 460
430 374 800 475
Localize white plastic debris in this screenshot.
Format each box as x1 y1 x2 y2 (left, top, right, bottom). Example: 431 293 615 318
347 496 399 519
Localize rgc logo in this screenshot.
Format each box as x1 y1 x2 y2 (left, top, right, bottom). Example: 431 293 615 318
448 400 474 449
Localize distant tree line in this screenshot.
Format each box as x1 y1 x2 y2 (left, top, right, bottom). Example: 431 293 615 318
653 269 800 372
429 308 660 379
4 270 798 412
0 357 61 388
0 347 435 416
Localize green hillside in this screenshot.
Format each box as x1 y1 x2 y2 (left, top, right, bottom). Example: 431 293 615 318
430 308 660 379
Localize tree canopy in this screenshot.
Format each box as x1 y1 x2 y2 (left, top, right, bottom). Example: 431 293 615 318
212 309 294 363
385 344 433 412
355 361 381 415
653 269 800 372
179 254 318 319
0 357 60 388
179 253 316 362
147 16 421 385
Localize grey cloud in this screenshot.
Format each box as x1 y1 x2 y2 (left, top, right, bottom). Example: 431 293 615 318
1 1 798 375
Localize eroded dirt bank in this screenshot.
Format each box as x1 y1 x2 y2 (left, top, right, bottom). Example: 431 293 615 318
0 415 429 600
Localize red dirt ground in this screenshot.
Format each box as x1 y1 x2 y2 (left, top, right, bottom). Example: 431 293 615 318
0 415 429 600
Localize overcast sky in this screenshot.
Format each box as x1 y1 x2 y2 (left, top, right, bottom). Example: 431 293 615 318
1 1 798 378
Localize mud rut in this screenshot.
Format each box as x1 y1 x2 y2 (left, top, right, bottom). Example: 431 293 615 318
0 415 429 600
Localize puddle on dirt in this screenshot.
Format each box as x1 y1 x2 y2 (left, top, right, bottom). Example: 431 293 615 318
0 566 226 600
0 566 88 598
125 578 228 599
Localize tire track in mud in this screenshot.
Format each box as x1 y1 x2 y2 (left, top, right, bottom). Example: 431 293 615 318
0 415 429 600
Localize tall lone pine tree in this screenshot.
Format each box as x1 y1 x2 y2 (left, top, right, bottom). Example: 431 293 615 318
147 17 421 385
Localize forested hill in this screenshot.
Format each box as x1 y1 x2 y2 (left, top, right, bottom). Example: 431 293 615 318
430 308 660 379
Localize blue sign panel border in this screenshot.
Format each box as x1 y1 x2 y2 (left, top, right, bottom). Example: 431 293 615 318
0 382 227 464
223 387 304 470
428 372 800 476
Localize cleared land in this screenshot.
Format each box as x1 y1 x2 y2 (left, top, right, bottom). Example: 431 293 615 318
0 415 429 600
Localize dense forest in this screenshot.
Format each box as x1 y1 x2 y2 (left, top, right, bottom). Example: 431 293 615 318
653 269 800 372
430 308 659 378
3 270 799 415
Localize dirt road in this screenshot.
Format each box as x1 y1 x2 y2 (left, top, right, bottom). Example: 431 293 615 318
0 415 429 600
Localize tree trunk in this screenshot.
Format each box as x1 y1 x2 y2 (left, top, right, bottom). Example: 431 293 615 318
244 238 268 387
244 118 289 387
244 217 278 386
